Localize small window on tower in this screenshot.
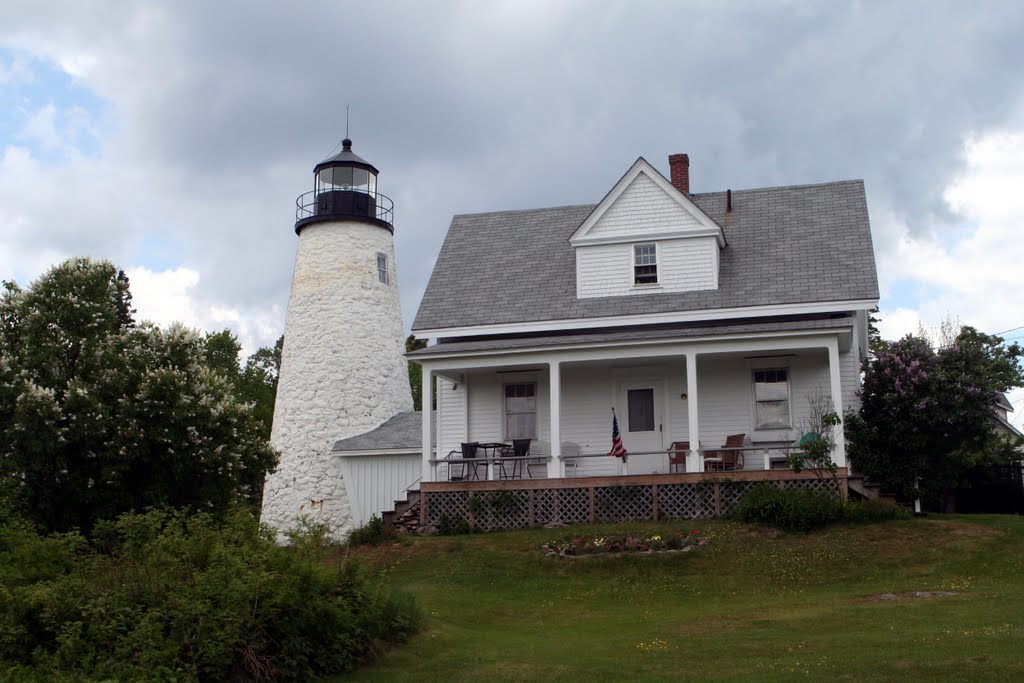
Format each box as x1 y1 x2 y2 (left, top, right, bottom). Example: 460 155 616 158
376 253 389 284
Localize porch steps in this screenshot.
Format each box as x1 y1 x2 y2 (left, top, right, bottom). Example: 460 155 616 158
382 489 421 532
847 476 898 503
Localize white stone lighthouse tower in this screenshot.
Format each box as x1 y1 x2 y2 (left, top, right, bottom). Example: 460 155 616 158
261 139 412 537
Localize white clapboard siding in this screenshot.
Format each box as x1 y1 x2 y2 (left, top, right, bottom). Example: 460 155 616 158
560 365 620 477
666 358 689 443
576 236 718 299
335 453 422 527
659 237 718 291
467 369 550 444
587 172 701 237
438 377 467 462
696 356 753 463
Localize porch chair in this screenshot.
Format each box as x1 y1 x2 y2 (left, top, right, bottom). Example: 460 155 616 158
500 438 532 480
514 440 543 478
705 433 746 472
667 441 689 473
446 442 482 481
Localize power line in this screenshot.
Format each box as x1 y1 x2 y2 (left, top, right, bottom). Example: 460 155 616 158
995 324 1024 335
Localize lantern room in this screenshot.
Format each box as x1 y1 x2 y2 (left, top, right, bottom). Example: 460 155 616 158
294 138 394 234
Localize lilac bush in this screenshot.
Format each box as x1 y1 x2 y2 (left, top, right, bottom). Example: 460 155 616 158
846 329 1023 504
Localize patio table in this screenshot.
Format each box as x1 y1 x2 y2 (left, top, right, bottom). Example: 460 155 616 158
477 442 517 480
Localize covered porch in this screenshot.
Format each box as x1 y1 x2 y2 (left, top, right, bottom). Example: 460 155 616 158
416 324 858 485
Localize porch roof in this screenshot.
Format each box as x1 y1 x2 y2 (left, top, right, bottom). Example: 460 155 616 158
408 315 853 357
413 179 878 331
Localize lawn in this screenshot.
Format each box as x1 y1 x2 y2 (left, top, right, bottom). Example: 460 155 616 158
341 515 1024 681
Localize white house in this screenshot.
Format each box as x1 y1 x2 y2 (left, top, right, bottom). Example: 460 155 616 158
333 151 879 529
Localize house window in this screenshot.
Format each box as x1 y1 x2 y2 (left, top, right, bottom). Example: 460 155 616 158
753 368 791 429
376 253 389 284
633 244 658 285
504 383 536 439
627 388 655 432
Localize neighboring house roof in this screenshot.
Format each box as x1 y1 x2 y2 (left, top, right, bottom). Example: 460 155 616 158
332 411 430 452
996 392 1013 412
992 414 1024 440
409 315 854 357
413 178 878 332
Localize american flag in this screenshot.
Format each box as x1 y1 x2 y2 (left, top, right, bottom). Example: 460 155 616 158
608 410 627 459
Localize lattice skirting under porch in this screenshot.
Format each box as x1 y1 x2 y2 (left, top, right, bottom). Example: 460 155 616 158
420 472 847 531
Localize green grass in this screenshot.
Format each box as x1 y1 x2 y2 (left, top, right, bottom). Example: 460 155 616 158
341 516 1024 681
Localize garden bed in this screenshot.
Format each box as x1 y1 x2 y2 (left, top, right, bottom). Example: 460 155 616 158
541 529 706 558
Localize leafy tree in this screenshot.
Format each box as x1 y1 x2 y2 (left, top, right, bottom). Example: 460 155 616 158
406 334 427 410
203 329 243 381
200 330 281 440
846 326 1024 508
237 335 283 440
0 258 278 533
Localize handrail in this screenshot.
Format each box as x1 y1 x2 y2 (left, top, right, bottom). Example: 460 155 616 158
294 189 394 225
427 455 550 464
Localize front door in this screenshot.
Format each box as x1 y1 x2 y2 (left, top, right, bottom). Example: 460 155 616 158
618 381 665 473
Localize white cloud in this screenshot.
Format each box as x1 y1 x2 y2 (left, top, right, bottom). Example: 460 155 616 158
125 265 281 358
877 308 921 341
126 265 201 328
880 127 1024 337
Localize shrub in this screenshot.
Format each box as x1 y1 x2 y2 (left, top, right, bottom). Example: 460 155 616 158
0 508 421 681
733 485 843 532
436 513 470 536
347 514 395 546
735 485 912 532
841 499 911 523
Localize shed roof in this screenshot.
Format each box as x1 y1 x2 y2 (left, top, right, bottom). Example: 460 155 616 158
332 411 428 452
413 179 878 332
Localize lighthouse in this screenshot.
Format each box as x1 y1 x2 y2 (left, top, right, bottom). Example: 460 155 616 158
261 139 412 538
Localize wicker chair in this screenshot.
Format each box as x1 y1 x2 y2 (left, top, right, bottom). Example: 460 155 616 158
705 433 746 472
667 441 689 473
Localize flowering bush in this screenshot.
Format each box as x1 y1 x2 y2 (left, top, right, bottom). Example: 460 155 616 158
542 529 703 556
846 328 1023 504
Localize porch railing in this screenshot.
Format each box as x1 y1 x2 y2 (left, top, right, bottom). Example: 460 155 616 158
428 445 831 482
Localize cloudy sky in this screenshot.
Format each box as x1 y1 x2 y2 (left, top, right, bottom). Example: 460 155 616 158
2 1 1023 422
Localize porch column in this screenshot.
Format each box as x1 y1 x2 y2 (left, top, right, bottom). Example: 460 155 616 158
827 338 847 468
548 360 562 479
686 352 701 472
421 366 435 482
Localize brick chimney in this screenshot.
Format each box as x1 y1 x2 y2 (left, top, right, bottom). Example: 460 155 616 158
668 153 690 195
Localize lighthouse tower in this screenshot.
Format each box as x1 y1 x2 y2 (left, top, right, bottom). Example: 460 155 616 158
261 139 412 537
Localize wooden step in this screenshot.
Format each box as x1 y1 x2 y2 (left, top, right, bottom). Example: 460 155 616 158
848 476 900 503
381 490 421 531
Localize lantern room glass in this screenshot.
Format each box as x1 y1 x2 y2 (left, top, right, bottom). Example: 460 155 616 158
316 166 377 195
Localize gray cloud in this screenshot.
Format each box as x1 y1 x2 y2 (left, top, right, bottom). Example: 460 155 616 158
2 0 1023 342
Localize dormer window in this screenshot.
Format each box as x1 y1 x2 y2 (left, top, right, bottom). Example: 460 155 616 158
633 244 658 285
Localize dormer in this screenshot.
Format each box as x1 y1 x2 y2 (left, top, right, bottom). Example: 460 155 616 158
570 155 725 300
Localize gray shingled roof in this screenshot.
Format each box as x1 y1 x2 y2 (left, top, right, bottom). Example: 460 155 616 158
412 179 878 331
409 316 854 356
332 411 430 452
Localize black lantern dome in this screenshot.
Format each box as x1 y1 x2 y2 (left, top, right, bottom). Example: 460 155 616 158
295 138 394 234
